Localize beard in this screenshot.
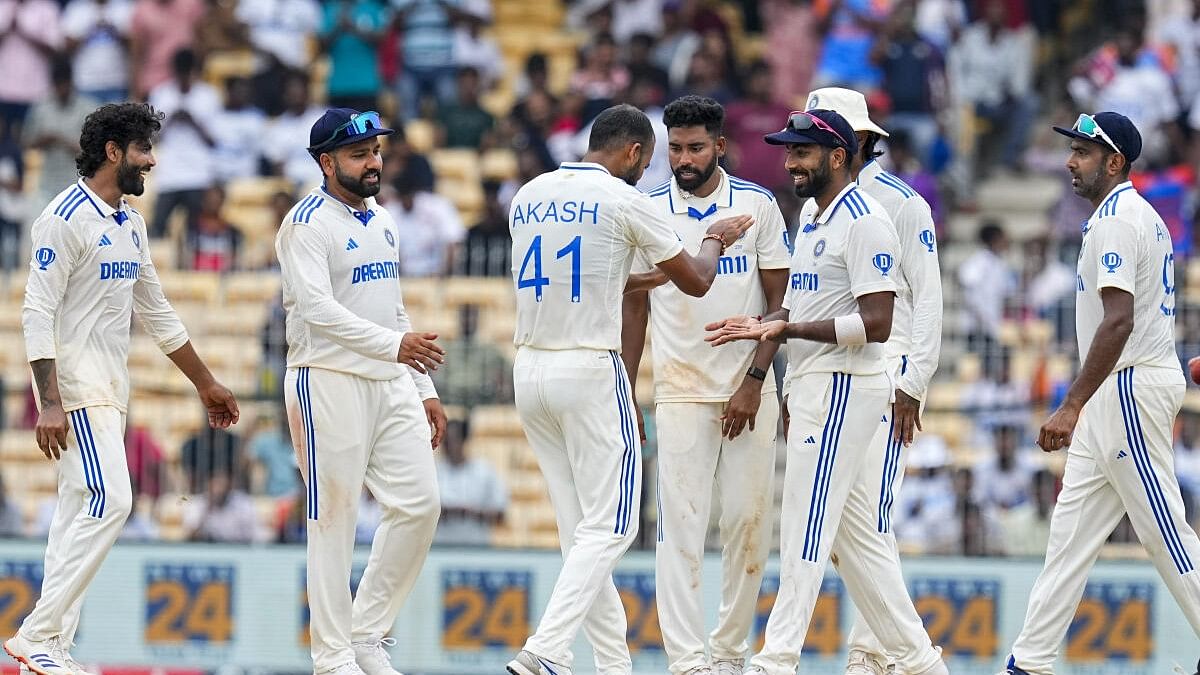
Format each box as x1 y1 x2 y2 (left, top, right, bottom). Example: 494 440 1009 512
336 164 382 198
674 155 718 192
1071 163 1107 201
792 153 832 199
116 156 148 196
620 148 645 186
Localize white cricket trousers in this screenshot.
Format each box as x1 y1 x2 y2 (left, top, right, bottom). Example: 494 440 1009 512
21 406 132 644
750 372 942 675
844 355 934 663
285 367 440 673
514 347 641 674
654 395 778 674
1010 365 1200 674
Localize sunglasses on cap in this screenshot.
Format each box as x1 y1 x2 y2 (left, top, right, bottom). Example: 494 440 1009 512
312 110 385 151
1072 113 1120 154
787 110 850 148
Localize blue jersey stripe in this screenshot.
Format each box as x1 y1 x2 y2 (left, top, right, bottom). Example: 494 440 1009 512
813 374 851 552
878 412 900 532
849 189 871 215
56 190 87 220
803 373 850 561
875 173 916 198
80 409 106 517
291 196 316 223
729 177 776 201
655 471 664 543
299 197 325 223
298 367 318 520
54 188 82 217
70 411 101 518
608 351 636 535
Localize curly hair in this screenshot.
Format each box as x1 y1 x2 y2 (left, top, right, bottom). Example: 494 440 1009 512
75 103 164 178
662 95 724 137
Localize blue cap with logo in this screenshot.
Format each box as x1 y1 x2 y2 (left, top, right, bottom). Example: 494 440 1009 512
308 108 393 156
763 109 859 156
1052 111 1142 164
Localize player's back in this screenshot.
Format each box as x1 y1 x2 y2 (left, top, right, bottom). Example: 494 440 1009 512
510 162 681 351
1077 184 1178 373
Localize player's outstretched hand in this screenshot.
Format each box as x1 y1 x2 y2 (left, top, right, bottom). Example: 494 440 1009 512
199 381 240 428
705 315 786 346
423 398 447 450
399 332 445 374
1037 402 1080 452
892 389 922 447
36 403 69 460
704 214 753 249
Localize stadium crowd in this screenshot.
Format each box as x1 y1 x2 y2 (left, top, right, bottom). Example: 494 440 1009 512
1 0 1200 559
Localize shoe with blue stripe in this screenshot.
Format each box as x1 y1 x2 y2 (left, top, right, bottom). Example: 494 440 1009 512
506 650 572 675
995 656 1033 675
4 634 74 675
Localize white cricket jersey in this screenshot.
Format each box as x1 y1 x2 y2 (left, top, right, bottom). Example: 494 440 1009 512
637 169 791 402
23 179 189 412
276 187 437 397
857 160 943 400
783 182 899 384
509 162 684 351
1076 181 1179 373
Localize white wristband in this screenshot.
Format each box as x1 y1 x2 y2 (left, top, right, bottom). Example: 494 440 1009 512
833 314 868 346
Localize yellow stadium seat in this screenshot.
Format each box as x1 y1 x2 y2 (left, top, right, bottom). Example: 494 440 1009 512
226 177 296 207
406 120 437 154
158 271 221 305
470 405 524 438
430 149 481 183
480 149 518 180
0 431 37 461
223 272 282 304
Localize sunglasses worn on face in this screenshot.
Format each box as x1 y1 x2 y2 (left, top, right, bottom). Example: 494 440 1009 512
1073 113 1120 154
312 111 385 151
787 111 849 148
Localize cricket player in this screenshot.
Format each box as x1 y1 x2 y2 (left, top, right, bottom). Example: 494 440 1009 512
276 109 447 675
6 102 239 675
620 96 789 675
801 88 944 675
998 113 1200 674
706 109 947 675
506 104 753 675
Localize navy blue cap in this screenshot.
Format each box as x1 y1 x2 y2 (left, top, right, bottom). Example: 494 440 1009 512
1053 111 1142 164
764 109 859 156
308 108 394 155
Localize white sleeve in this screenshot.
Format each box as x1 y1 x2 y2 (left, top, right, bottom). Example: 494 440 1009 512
396 295 438 400
60 3 88 39
1089 217 1140 295
277 221 405 362
22 214 82 361
621 191 683 264
845 214 899 298
894 199 943 401
755 197 791 269
132 221 190 354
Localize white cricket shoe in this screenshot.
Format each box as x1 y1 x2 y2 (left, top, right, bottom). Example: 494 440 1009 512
845 649 888 675
353 637 403 675
4 635 73 675
506 650 572 675
711 658 743 675
318 661 367 675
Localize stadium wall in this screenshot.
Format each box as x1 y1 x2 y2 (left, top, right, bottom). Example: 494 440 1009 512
0 542 1191 674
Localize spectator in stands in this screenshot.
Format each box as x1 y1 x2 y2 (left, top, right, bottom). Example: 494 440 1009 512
626 32 670 94
1156 0 1200 121
761 0 820 106
393 0 463 119
812 0 889 90
186 185 243 272
23 59 94 216
960 346 1029 443
61 0 133 103
679 50 734 105
0 472 23 537
0 119 23 271
1176 412 1200 512
246 408 298 497
125 419 164 498
181 419 242 494
388 168 465 277
610 0 662 44
652 0 700 93
0 0 63 133
627 76 670 190
513 51 550 101
319 0 388 112
434 419 508 546
213 76 266 182
1089 26 1183 166
433 304 512 407
235 0 321 71
724 59 792 190
129 0 205 100
913 0 965 52
506 88 558 175
381 125 434 194
884 129 943 229
958 221 1016 358
262 71 325 188
184 472 262 543
451 1 501 87
461 179 511 277
258 291 287 396
947 0 1036 175
1024 235 1076 342
873 1 945 164
973 424 1035 510
277 481 307 543
999 468 1057 557
119 497 160 541
148 48 221 237
440 66 495 149
894 434 958 553
194 0 251 55
571 32 630 122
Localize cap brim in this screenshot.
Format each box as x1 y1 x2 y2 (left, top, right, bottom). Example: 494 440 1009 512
310 127 395 153
863 120 889 137
764 129 832 146
1052 126 1100 146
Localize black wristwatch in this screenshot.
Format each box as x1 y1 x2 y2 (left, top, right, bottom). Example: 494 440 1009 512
746 366 767 382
